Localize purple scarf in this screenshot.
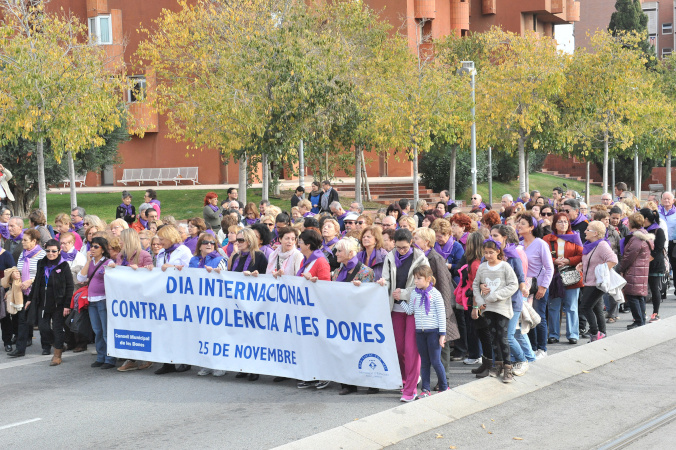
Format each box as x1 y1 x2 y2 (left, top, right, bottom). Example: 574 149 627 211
434 237 455 260
303 212 315 217
446 199 456 207
571 213 587 227
60 249 78 262
358 248 377 267
659 205 676 217
582 239 605 255
139 217 148 229
459 232 469 248
336 212 348 222
414 283 434 315
336 256 359 282
473 202 487 211
322 237 339 253
21 245 43 294
646 222 660 232
554 232 583 248
208 203 219 213
198 250 220 268
245 217 258 226
165 244 180 262
225 242 234 257
0 222 9 240
394 248 413 268
296 249 325 276
503 243 520 260
44 258 59 284
72 220 84 232
120 203 133 217
184 235 199 254
11 230 24 243
236 252 253 271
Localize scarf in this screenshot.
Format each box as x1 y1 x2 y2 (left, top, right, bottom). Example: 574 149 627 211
237 251 253 271
150 199 161 209
358 248 377 267
296 249 325 276
571 213 587 227
273 247 296 272
473 202 487 211
184 235 199 254
446 199 456 207
198 250 220 268
11 230 24 243
503 243 520 260
336 211 348 222
43 257 59 285
208 203 219 213
120 203 133 217
303 212 315 218
60 248 78 262
0 222 9 240
659 205 676 217
336 256 359 282
459 232 469 248
139 217 148 229
165 243 180 262
245 217 258 226
414 283 434 315
434 237 455 260
224 242 235 257
646 222 660 232
21 245 43 294
322 237 339 254
72 220 84 232
583 239 605 255
394 248 413 268
554 232 583 248
120 254 130 267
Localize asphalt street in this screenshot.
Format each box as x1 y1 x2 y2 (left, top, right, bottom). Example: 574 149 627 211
1 293 674 448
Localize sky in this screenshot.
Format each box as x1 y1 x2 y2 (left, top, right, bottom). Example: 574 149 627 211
555 23 575 54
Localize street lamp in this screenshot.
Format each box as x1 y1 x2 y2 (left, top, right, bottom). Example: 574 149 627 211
457 61 477 196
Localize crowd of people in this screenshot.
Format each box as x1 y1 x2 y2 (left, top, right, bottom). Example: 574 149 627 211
0 177 671 401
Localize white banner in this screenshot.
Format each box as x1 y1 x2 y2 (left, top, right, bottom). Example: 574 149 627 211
105 267 402 389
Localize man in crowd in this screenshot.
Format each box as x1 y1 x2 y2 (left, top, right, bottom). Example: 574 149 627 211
470 194 487 214
615 182 627 202
601 193 614 207
227 187 238 203
330 201 348 231
551 187 564 210
350 202 364 214
563 198 588 237
320 180 339 213
439 190 457 208
501 194 514 211
381 215 397 231
659 191 676 287
146 207 159 226
516 191 530 204
259 200 270 217
399 199 411 216
291 186 304 208
530 190 541 202
70 207 86 240
3 216 24 263
343 212 359 234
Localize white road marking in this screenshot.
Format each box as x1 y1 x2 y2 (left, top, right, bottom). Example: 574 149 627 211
0 418 41 431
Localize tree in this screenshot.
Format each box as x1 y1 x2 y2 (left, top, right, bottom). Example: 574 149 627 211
0 0 130 216
609 0 656 68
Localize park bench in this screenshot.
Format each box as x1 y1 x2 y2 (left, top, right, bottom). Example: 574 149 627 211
62 173 87 188
117 167 200 186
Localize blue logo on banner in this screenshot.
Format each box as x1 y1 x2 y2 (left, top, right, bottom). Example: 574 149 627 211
114 329 152 352
358 353 388 372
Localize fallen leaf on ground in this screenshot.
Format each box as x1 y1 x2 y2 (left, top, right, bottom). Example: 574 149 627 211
513 437 523 440
491 419 495 422
481 423 486 429
488 431 493 434
582 370 589 373
436 434 443 439
449 446 456 449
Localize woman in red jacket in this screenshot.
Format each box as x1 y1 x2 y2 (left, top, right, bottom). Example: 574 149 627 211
543 213 583 345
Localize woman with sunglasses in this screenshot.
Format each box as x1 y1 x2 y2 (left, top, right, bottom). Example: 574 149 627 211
29 239 74 366
539 205 555 235
77 236 116 369
189 233 227 272
355 215 372 233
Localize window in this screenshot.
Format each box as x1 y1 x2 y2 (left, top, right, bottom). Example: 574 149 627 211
128 76 147 103
663 23 673 34
88 15 112 45
662 47 672 57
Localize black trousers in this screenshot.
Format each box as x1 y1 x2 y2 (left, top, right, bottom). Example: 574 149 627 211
15 308 30 353
668 241 676 288
38 308 66 350
1 312 19 345
484 311 510 363
648 275 662 315
580 287 606 336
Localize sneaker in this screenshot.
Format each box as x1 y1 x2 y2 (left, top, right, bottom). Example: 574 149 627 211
212 370 226 377
512 361 529 376
297 381 317 389
117 360 139 372
463 357 482 365
137 361 153 370
589 331 606 342
315 380 331 390
627 322 641 330
419 389 432 398
450 354 465 362
400 393 417 402
197 368 213 376
650 313 660 323
100 363 116 370
535 349 547 360
91 361 104 368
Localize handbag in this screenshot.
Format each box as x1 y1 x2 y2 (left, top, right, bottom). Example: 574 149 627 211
66 307 93 337
559 265 581 287
70 258 106 311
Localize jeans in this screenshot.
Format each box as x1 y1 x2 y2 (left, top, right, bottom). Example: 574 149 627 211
416 329 447 392
507 310 525 363
38 308 66 350
392 312 420 397
603 292 618 319
89 300 115 365
548 288 580 340
580 287 606 336
529 289 549 352
485 311 510 364
627 295 646 326
648 275 662 315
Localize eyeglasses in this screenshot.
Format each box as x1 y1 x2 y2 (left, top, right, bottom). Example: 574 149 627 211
620 197 627 200
140 237 150 241
344 221 355 225
264 223 274 227
374 221 382 225
542 212 554 216
60 241 74 246
91 244 101 249
84 222 90 226
472 197 479 200
382 223 395 228
152 243 162 246
236 238 246 243
563 209 573 214
201 241 215 246
356 221 365 225
45 249 59 254
395 245 410 252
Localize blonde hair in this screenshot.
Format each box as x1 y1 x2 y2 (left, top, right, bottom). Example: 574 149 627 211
108 236 122 252
229 228 260 270
587 220 607 237
298 199 312 211
399 215 417 231
413 227 435 249
109 218 129 231
55 213 71 227
322 219 341 238
335 237 360 257
119 228 143 265
157 225 182 245
265 205 282 221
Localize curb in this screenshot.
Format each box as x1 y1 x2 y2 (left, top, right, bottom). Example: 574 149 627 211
274 315 676 449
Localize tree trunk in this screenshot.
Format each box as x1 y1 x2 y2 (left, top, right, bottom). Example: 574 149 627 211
585 161 590 206
238 152 247 205
518 135 526 195
354 145 362 204
361 150 371 202
448 145 457 201
487 146 493 206
273 160 280 196
298 140 305 188
261 152 269 201
412 147 419 205
12 187 39 217
524 151 530 192
667 152 672 193
634 150 640 199
68 150 77 210
603 133 609 194
638 155 643 200
37 137 47 217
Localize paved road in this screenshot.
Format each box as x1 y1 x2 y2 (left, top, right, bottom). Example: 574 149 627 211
1 293 674 448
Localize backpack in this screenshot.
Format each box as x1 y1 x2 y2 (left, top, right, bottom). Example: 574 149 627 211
453 263 472 310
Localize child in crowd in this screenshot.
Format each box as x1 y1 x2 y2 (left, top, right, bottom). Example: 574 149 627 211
399 265 448 398
472 239 518 383
116 191 136 226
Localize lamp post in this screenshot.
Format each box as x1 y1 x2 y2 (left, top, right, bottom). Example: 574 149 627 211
458 61 477 195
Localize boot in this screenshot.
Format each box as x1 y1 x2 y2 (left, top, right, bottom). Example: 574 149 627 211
50 348 62 366
473 357 492 378
502 364 513 383
489 361 504 378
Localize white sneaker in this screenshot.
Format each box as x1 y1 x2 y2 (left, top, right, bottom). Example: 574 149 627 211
463 357 482 365
512 361 529 376
535 350 547 360
212 370 226 377
197 368 212 376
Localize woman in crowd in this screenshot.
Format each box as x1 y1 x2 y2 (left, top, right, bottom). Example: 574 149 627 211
189 233 227 271
145 189 161 218
577 221 617 342
109 218 128 237
481 210 501 230
79 223 100 258
107 235 123 262
150 226 194 375
268 227 303 276
58 231 88 353
357 226 387 280
30 239 74 366
450 213 472 249
202 192 222 233
0 242 16 353
640 208 666 323
331 237 377 395
243 202 260 226
29 209 52 246
8 229 45 358
77 236 115 368
614 213 653 330
116 191 136 226
138 230 152 253
538 204 555 235
398 216 417 232
386 203 403 222
260 215 276 244
224 225 242 259
251 223 274 260
184 217 207 254
593 211 621 322
150 235 163 266
320 218 341 271
374 213 385 227
298 199 314 218
516 212 554 358
435 202 450 219
54 213 83 250
0 206 11 242
309 181 322 215
412 227 460 388
431 219 464 286
377 228 429 402
543 213 582 344
355 215 372 233
414 200 428 227
217 215 237 247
